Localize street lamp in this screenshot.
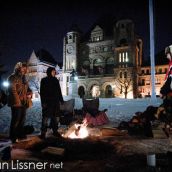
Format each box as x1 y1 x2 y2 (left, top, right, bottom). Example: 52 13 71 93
2 81 9 88
69 69 78 98
70 69 78 81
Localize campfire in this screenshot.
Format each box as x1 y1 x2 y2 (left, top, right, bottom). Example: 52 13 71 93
68 123 89 139
61 121 127 139
62 122 89 139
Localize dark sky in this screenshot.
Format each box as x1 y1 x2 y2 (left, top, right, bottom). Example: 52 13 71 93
0 0 172 75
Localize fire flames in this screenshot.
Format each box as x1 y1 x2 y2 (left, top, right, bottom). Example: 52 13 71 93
68 123 89 139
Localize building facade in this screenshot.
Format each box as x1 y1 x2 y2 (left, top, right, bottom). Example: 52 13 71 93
26 21 169 99
62 19 143 98
27 49 62 99
138 64 168 97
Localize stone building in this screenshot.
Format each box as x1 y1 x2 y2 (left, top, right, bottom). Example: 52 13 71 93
27 49 62 99
26 21 169 99
138 51 168 97
62 19 143 98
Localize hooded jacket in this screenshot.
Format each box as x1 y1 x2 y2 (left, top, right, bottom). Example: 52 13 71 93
40 67 64 105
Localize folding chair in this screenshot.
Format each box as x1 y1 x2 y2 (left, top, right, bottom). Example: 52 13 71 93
82 98 109 126
59 99 75 125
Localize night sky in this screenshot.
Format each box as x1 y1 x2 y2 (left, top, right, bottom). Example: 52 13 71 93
0 0 172 75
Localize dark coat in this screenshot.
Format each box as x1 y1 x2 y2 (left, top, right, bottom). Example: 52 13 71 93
40 76 64 105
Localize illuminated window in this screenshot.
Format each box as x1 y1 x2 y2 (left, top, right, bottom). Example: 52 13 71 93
122 53 125 62
119 53 121 62
125 52 129 62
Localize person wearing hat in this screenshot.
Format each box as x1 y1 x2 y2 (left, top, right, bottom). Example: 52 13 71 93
40 67 64 139
7 62 32 143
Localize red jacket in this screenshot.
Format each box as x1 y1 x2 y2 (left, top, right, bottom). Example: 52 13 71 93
165 60 172 81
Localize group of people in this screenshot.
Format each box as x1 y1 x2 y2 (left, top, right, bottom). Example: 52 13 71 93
7 63 64 143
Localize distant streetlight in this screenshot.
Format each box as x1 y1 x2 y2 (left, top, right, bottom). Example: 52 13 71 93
70 69 78 81
2 81 9 88
74 76 78 81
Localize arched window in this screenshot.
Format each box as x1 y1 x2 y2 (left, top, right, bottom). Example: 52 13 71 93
78 86 85 98
124 72 127 78
120 72 122 78
90 85 100 98
105 85 113 98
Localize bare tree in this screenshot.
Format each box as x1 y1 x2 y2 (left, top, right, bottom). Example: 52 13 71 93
115 76 133 99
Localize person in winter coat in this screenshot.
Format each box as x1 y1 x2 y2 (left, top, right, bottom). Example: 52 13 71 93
7 62 32 143
160 45 172 137
160 45 172 98
40 67 64 138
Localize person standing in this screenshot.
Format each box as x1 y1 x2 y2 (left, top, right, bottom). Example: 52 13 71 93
160 46 172 97
7 62 32 143
160 45 172 137
40 67 64 138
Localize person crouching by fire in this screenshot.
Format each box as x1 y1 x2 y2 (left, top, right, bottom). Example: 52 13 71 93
159 45 172 137
40 67 64 139
7 62 32 143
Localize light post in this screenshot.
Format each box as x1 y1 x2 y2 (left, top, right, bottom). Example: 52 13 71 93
149 0 156 102
69 69 78 97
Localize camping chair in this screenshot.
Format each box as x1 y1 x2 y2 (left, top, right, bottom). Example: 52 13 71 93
82 98 109 126
59 99 75 125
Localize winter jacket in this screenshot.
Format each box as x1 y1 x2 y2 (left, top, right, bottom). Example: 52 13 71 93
7 73 32 107
160 60 172 96
40 76 64 105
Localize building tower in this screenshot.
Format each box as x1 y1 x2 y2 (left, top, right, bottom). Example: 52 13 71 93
62 27 80 96
63 30 80 72
113 19 142 98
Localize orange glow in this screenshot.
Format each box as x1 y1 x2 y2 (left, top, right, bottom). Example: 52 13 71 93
68 123 89 139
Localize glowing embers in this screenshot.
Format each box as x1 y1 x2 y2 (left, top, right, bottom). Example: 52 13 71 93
68 123 89 139
62 122 89 139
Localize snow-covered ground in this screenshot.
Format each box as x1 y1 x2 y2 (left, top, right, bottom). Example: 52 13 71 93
0 97 163 134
